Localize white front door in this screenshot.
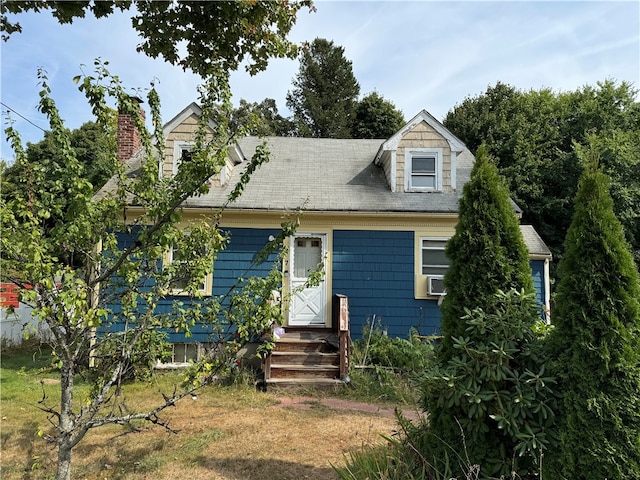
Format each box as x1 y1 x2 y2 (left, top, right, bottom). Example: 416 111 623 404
288 234 327 326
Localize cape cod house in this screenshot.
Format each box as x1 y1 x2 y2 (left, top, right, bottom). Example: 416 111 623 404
99 103 552 386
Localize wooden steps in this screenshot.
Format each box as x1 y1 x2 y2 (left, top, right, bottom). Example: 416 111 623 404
263 329 345 388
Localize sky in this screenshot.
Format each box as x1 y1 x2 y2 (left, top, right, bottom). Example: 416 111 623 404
1 1 639 162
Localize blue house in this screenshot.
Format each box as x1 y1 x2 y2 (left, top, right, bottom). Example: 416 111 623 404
102 104 552 382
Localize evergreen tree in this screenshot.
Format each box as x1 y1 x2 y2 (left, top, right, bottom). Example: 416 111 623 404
545 148 640 479
439 145 534 360
351 92 405 139
286 38 360 138
419 145 544 478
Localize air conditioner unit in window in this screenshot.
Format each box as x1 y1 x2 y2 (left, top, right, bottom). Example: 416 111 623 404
427 275 446 296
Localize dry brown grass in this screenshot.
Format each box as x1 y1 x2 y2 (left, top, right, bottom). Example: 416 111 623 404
0 370 401 480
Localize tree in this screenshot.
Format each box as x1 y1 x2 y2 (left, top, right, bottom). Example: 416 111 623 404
286 37 360 138
2 121 116 199
2 1 314 78
0 63 319 480
230 98 295 137
544 146 640 479
418 146 549 478
351 92 404 139
444 80 640 271
439 146 534 358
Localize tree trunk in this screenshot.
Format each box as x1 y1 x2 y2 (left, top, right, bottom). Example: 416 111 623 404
56 358 75 480
56 443 72 480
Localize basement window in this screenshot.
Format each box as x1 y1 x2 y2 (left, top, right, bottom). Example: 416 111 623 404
155 342 211 369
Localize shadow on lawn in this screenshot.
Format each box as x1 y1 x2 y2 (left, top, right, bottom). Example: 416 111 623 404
197 456 338 480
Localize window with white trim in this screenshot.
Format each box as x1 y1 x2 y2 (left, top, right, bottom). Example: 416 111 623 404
164 241 212 296
421 238 449 296
173 141 195 175
155 342 212 368
406 148 443 192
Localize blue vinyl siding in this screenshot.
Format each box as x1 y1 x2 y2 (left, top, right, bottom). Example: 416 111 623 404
332 230 442 340
530 259 547 317
212 227 281 297
106 227 549 344
105 228 279 343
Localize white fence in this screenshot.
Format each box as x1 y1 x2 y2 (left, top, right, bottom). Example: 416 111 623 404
0 303 51 346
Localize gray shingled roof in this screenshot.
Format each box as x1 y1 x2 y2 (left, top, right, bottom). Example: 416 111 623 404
95 136 551 257
520 225 552 258
181 136 474 213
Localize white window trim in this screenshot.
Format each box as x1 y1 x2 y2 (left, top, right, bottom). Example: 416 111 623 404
405 147 443 192
163 244 213 296
173 141 195 175
155 342 210 369
415 236 449 299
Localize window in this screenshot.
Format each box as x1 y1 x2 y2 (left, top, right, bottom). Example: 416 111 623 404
173 142 195 175
420 238 449 297
164 241 212 296
293 237 322 279
155 342 211 368
406 148 442 192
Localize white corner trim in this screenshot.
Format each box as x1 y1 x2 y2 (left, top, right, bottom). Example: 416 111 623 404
390 150 397 192
451 151 457 192
544 258 551 324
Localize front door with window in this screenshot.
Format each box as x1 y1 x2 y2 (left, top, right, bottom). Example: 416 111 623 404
288 234 327 326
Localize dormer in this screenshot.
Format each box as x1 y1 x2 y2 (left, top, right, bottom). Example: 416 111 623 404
159 103 240 186
374 110 466 193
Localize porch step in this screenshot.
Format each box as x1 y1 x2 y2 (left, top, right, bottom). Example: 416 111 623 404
271 351 340 366
270 363 340 380
265 377 345 392
263 329 344 387
273 337 336 353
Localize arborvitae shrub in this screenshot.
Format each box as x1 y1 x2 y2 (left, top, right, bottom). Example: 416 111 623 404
545 158 640 480
419 146 546 479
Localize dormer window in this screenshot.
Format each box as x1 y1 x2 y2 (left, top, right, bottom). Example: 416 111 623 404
406 148 443 192
173 141 195 175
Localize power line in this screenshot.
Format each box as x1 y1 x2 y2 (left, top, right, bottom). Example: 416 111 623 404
0 102 47 133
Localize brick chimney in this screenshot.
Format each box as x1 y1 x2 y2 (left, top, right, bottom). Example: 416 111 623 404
117 96 145 162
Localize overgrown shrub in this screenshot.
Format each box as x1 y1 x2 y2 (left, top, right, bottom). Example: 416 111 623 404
334 412 432 480
335 412 486 480
421 146 544 479
418 289 557 479
345 321 435 404
354 320 435 373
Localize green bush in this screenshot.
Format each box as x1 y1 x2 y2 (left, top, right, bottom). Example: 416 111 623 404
353 320 435 373
421 146 544 479
418 289 557 479
334 412 432 480
344 321 435 404
335 412 485 480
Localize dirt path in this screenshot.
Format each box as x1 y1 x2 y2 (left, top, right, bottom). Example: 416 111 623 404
273 396 424 421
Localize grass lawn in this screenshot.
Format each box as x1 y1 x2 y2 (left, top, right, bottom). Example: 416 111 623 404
0 345 406 480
